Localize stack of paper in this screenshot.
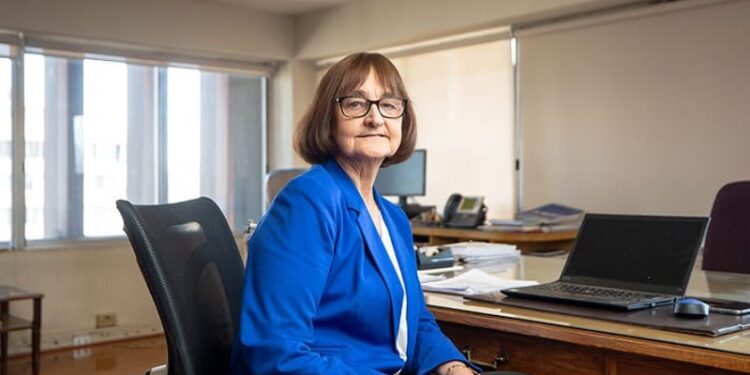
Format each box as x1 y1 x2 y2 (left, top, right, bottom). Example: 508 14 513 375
446 242 520 271
421 268 538 296
479 222 542 232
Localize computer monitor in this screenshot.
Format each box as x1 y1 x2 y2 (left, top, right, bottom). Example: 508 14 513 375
375 149 426 207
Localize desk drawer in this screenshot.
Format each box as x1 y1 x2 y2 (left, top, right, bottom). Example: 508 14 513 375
440 322 605 375
439 322 746 375
609 354 745 375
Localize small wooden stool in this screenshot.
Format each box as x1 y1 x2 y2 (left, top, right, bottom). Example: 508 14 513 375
0 286 43 375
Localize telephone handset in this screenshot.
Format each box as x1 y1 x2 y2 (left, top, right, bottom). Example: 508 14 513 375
441 193 487 228
442 194 462 223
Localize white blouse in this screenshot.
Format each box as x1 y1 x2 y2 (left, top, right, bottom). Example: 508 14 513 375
377 216 408 363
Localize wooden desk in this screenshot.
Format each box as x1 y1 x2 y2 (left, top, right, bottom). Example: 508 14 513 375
0 286 42 375
426 256 750 374
412 225 577 253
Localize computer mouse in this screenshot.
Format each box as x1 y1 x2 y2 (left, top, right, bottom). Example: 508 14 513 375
673 298 709 318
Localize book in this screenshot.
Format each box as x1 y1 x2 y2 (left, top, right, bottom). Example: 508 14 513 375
540 222 583 232
479 224 542 232
487 219 530 226
516 203 584 225
485 203 583 232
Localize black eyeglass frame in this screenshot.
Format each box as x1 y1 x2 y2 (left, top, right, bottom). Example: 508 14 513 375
334 96 408 119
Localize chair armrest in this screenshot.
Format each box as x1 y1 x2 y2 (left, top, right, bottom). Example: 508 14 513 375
146 364 167 375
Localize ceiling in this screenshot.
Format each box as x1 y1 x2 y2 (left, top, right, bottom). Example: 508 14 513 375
199 0 353 15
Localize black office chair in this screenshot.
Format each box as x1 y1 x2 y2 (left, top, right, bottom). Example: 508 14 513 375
117 197 245 375
117 197 525 375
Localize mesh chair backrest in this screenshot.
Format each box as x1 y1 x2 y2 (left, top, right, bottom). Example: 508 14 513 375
702 181 750 273
117 197 245 375
266 168 306 206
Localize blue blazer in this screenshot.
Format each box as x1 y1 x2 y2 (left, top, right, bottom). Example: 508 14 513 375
228 159 467 375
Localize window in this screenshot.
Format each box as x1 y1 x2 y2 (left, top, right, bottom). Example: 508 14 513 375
166 67 201 203
3 44 266 248
0 56 10 244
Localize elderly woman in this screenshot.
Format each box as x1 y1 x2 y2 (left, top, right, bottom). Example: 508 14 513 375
228 53 478 375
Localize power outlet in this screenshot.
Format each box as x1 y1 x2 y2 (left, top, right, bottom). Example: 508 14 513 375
72 335 91 346
96 313 117 328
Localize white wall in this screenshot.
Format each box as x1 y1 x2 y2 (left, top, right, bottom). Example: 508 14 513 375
0 243 161 353
0 237 247 354
0 0 294 60
268 59 315 169
519 0 750 216
294 0 634 60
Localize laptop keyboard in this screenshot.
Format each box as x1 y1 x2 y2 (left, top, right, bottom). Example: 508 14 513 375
537 282 661 302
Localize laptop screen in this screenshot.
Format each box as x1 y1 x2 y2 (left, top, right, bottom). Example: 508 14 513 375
561 214 708 294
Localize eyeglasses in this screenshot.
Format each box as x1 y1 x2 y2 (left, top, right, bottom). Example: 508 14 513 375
335 96 407 119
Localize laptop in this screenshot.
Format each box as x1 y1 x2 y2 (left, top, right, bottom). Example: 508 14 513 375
499 213 709 310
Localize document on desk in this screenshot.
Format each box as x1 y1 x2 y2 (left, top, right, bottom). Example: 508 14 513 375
421 268 538 297
418 273 447 284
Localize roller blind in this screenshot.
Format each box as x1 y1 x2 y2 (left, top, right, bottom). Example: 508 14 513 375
517 0 750 216
23 32 275 76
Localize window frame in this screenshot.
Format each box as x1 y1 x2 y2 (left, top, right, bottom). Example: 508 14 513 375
1 31 271 251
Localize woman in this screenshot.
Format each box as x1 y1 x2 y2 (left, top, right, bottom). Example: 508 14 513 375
228 53 478 375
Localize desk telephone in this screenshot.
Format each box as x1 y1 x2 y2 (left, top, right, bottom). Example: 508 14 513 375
442 193 487 228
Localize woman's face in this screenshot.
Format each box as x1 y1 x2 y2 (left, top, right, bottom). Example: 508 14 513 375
334 70 403 165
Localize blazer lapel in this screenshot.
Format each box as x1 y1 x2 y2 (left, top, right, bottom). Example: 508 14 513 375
357 213 405 343
379 199 420 356
322 160 405 344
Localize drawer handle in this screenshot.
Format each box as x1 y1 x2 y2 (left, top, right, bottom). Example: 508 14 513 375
460 346 509 370
495 353 509 365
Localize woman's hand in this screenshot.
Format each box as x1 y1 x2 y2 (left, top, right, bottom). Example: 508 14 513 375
435 361 478 375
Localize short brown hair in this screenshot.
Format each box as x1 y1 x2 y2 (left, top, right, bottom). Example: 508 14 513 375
294 52 416 167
